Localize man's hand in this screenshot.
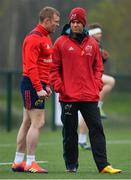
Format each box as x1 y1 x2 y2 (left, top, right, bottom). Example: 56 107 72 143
101 49 109 60
46 86 52 97
37 89 48 100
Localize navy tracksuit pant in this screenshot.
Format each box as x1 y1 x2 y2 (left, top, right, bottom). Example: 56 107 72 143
60 101 110 171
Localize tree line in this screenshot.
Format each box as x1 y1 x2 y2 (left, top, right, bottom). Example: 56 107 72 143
0 0 130 75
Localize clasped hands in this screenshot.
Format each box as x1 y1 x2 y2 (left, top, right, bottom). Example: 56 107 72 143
37 86 52 100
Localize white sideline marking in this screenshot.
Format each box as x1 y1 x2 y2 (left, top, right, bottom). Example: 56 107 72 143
0 140 131 148
107 140 131 144
0 160 48 166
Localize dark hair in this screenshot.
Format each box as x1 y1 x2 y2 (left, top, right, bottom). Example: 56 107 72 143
39 6 60 23
88 23 102 30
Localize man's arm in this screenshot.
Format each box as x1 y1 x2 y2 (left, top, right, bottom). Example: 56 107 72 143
50 41 64 93
25 37 43 92
93 44 104 91
101 48 109 63
24 37 48 99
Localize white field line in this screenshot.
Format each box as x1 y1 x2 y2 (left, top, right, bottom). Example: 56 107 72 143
107 140 131 144
0 160 48 166
0 179 123 180
0 179 118 180
0 140 131 148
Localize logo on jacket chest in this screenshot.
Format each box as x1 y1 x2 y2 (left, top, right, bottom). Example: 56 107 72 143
68 46 74 51
46 44 51 49
42 43 53 56
68 45 93 56
84 45 93 56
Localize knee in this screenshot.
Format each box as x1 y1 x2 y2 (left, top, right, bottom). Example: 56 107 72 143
22 118 31 131
109 77 116 88
39 119 45 129
32 119 45 129
112 77 115 87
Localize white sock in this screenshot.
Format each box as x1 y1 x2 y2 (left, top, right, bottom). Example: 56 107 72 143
26 155 35 166
98 101 103 108
14 152 25 164
78 134 87 144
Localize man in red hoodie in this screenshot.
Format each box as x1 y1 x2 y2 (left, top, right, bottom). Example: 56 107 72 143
50 7 121 174
12 6 60 173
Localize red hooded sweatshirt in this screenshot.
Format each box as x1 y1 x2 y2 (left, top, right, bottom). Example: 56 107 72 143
50 34 103 102
22 24 53 91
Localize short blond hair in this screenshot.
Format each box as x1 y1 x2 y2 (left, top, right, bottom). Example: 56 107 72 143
39 6 60 23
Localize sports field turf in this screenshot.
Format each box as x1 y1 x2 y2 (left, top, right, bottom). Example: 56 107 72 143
0 125 130 179
0 91 130 178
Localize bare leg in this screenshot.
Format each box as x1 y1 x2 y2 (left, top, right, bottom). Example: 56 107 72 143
79 116 88 134
99 74 115 118
26 109 45 155
12 108 47 172
100 74 115 101
16 108 31 153
78 113 91 150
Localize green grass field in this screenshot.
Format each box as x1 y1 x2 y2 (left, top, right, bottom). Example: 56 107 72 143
0 126 130 179
0 91 131 178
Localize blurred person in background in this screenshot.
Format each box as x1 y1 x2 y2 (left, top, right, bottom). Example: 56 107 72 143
50 7 121 174
89 23 115 119
12 6 60 173
78 23 116 150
